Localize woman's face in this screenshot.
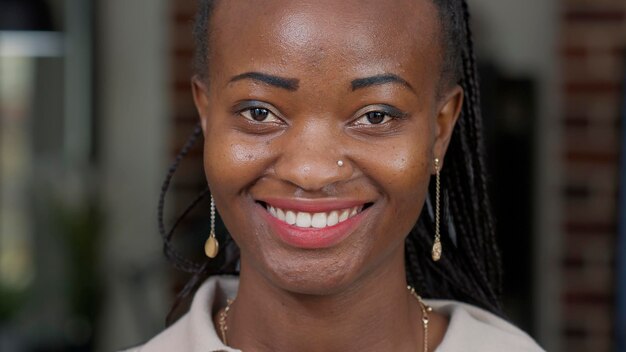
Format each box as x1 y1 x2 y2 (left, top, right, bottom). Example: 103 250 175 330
193 0 462 294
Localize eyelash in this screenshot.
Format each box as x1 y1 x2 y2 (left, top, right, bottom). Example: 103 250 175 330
234 102 407 126
239 107 282 123
353 109 407 126
232 100 284 125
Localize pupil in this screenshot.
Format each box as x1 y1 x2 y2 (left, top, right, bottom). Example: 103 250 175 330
251 108 269 121
366 111 385 124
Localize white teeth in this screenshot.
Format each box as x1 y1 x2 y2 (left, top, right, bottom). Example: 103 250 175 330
296 212 312 227
276 208 286 221
311 212 327 228
266 204 365 229
327 211 339 226
285 210 297 225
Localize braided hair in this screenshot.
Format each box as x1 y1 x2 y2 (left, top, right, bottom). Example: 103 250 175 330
158 0 503 323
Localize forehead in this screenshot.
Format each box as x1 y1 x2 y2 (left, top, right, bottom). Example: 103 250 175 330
208 0 442 87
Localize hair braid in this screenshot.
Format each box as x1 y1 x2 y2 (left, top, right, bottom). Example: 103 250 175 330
158 123 242 324
461 0 502 299
403 0 502 312
158 124 207 273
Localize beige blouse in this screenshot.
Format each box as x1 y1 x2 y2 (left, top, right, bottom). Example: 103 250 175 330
121 276 544 352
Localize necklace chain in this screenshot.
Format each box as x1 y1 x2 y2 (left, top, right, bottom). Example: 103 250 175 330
218 285 431 352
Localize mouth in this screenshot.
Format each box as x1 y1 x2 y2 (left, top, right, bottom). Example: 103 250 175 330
255 199 374 249
260 202 370 229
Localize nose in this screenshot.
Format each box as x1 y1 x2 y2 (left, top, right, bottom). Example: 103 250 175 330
274 122 352 192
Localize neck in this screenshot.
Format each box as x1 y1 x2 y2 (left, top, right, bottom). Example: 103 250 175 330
226 249 427 352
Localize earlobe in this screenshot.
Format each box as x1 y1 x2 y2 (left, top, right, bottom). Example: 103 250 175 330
433 85 464 170
191 75 210 133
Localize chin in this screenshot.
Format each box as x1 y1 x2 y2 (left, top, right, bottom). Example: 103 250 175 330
249 246 370 296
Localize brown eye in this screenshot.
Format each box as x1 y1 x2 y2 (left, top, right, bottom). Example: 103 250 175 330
250 108 269 121
240 107 280 123
366 111 386 124
353 110 394 126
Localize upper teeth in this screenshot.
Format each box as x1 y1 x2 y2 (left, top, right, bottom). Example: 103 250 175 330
266 205 362 228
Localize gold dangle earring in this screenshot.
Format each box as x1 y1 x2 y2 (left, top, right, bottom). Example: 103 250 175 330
432 158 442 262
205 195 219 258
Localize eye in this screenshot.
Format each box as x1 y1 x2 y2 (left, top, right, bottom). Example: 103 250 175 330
354 111 394 125
240 107 281 123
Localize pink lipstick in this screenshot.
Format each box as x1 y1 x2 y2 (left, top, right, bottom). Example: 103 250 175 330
256 198 371 249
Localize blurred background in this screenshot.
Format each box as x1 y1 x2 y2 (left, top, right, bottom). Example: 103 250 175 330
0 0 624 351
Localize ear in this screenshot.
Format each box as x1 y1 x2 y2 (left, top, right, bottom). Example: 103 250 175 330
191 75 210 134
433 85 464 173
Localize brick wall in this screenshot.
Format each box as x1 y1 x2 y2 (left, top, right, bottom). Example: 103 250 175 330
561 0 626 351
167 0 209 312
170 0 202 182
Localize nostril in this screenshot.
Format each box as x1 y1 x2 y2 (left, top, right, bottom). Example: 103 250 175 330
273 153 354 192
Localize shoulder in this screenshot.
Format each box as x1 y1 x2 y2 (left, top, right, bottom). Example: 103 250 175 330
117 276 240 352
121 277 543 352
428 300 545 352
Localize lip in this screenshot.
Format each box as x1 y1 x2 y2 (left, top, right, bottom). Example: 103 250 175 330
255 199 372 249
259 197 368 213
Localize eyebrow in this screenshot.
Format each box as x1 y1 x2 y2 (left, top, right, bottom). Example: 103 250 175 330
229 72 300 91
351 74 415 93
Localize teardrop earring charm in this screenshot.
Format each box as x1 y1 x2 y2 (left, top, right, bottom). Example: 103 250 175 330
432 158 442 262
205 195 219 258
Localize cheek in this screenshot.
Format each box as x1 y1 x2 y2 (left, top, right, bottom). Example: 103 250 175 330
390 145 430 207
201 115 278 249
363 136 430 198
355 133 432 235
202 117 272 195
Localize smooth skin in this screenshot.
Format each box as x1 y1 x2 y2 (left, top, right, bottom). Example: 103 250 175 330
192 0 464 351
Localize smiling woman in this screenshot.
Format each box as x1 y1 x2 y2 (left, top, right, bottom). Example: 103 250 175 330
123 0 544 351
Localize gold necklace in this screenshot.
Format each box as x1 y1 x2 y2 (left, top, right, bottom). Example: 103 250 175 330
218 285 432 352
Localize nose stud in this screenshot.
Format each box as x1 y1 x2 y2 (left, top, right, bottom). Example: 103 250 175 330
337 160 344 167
